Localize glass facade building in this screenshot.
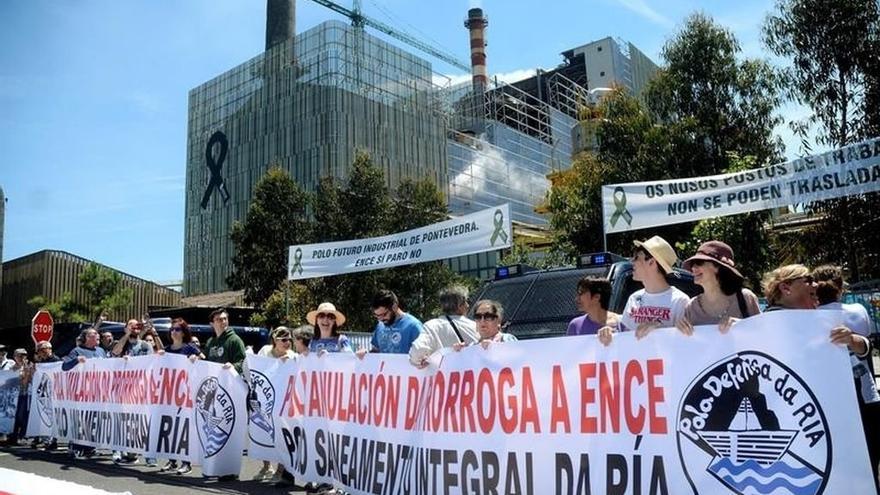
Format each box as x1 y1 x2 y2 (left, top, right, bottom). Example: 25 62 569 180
185 20 584 295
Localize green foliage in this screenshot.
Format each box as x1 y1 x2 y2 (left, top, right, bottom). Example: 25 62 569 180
28 262 133 324
499 240 571 270
676 155 773 289
764 0 880 280
546 14 783 261
248 153 466 331
227 166 312 308
250 282 315 329
646 12 783 173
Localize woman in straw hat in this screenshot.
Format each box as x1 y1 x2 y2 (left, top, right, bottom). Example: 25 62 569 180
678 240 761 334
307 302 352 354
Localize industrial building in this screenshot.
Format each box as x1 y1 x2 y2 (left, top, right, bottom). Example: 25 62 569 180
0 250 181 330
184 0 657 295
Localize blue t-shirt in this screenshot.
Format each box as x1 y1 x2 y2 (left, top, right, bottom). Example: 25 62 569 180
309 335 353 353
371 312 423 354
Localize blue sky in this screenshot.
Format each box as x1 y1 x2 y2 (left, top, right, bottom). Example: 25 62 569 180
1 0 798 286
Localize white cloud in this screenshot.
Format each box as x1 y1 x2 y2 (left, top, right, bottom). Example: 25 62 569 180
607 0 673 28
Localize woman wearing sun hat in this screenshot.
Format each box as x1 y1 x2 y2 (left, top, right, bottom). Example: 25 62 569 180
679 240 761 333
307 302 353 354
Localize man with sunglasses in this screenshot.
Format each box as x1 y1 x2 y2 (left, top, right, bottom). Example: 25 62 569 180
361 290 423 356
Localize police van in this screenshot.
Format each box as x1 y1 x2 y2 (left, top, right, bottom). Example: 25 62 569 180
471 252 700 339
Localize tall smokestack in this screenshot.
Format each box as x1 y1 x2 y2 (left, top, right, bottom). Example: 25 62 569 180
464 8 488 94
266 0 295 51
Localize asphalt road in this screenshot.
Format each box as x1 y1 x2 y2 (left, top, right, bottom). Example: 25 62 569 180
0 443 309 495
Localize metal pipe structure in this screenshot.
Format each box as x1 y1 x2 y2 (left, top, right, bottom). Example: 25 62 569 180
266 0 295 51
464 8 488 94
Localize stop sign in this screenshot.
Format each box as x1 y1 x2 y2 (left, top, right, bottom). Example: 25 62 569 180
32 310 54 345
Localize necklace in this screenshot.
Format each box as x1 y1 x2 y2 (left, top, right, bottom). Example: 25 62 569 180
699 294 733 319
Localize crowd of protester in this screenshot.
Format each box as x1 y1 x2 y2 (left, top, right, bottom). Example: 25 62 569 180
2 235 879 492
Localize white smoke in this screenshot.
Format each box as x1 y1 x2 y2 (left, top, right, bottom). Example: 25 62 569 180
450 137 550 211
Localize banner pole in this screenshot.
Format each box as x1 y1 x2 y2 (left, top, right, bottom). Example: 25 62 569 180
601 189 608 252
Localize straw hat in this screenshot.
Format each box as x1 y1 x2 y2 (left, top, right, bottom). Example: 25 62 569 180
306 302 347 326
633 235 678 274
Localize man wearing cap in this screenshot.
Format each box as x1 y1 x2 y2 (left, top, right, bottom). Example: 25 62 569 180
409 285 478 367
35 341 61 363
601 235 690 344
8 349 33 445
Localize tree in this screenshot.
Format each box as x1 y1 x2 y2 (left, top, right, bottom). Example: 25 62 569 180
764 0 880 280
29 262 133 323
647 13 783 174
226 167 312 308
676 155 773 288
546 14 783 261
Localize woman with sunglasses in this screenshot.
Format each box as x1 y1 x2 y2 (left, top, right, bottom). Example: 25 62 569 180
253 327 297 483
467 300 517 348
306 302 352 354
678 241 761 334
762 263 869 353
157 318 200 475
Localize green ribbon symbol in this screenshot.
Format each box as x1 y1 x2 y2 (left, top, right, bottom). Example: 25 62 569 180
290 248 303 276
609 186 633 227
490 209 509 246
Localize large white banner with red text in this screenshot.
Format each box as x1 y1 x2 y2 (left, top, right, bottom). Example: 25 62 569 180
26 354 247 476
248 310 876 495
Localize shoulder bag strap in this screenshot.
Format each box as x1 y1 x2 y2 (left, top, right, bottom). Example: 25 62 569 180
735 289 751 317
445 315 466 343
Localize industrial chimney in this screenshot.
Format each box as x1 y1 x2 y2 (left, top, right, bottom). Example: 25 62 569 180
265 0 295 51
464 8 488 94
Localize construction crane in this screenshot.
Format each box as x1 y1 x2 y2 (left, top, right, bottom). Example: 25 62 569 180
308 0 471 73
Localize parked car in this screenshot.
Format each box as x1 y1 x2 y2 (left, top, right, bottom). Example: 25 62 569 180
471 252 701 339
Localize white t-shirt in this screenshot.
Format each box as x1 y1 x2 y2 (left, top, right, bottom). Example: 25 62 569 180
818 302 873 336
620 286 690 333
409 315 478 365
818 301 879 404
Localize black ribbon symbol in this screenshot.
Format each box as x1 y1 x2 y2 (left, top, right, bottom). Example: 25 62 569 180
200 131 230 209
609 186 633 227
490 209 509 246
290 248 303 276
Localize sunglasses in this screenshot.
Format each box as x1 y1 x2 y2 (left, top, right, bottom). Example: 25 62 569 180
317 313 336 320
474 312 499 321
171 327 183 332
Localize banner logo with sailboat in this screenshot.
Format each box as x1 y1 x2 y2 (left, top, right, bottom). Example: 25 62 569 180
676 351 831 495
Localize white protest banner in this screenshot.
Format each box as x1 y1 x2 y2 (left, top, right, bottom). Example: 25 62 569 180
602 136 880 233
26 354 247 476
26 361 60 438
250 310 875 495
288 204 512 280
189 357 248 477
0 370 20 434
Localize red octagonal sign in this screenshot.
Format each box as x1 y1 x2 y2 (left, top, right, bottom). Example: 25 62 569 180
32 310 54 345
